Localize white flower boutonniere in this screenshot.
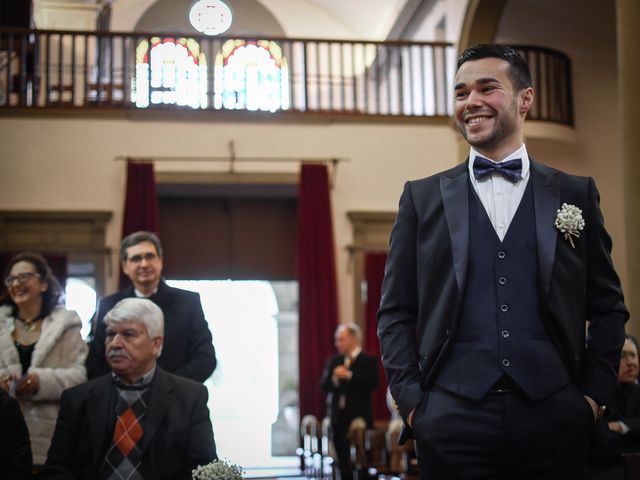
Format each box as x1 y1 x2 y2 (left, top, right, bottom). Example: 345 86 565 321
192 459 244 480
554 203 585 248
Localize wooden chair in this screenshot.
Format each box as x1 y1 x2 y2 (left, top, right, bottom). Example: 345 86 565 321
363 428 389 479
320 416 335 479
348 424 367 480
297 414 321 477
388 430 419 476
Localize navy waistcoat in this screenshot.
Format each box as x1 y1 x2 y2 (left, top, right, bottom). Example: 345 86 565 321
433 179 569 401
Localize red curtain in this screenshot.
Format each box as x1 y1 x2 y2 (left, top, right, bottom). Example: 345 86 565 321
120 159 158 288
297 164 338 419
364 252 389 421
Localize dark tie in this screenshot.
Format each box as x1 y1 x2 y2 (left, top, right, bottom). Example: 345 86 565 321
473 156 522 183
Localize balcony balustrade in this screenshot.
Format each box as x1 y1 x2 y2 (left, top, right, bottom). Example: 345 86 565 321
0 29 572 125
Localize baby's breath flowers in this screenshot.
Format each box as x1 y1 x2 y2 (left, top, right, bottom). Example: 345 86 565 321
192 460 243 480
554 203 585 248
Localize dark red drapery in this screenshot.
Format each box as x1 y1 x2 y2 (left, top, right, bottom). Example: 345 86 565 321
297 164 339 419
364 251 389 422
120 159 158 288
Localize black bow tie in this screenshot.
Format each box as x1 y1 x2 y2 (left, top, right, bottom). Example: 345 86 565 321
473 156 522 183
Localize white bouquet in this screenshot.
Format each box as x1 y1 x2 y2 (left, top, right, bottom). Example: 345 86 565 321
192 459 243 480
554 203 585 248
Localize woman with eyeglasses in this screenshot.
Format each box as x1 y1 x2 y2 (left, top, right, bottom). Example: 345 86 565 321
0 252 88 467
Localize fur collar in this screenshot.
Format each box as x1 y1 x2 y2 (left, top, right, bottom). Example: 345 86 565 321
0 305 82 367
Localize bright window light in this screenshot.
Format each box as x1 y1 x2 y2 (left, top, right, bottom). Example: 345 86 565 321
65 278 97 340
167 280 279 467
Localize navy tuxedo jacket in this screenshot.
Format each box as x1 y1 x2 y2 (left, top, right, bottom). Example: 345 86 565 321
42 367 217 479
378 159 628 422
86 280 216 382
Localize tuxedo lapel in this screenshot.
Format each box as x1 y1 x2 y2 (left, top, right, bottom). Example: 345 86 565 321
531 161 560 299
138 368 173 455
440 161 470 300
87 376 114 459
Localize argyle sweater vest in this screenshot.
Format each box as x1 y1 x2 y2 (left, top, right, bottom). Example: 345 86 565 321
100 384 150 480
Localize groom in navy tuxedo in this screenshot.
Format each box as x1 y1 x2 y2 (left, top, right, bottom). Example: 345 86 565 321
378 44 628 479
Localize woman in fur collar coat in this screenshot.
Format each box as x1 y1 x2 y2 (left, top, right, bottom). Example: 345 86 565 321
0 253 88 466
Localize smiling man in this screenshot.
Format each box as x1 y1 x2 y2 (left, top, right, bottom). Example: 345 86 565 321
43 298 217 479
86 231 216 382
378 44 628 479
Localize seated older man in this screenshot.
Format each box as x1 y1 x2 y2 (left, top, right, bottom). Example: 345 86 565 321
42 298 217 480
589 335 640 480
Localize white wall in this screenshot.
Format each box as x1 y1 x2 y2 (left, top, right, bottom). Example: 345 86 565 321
0 116 458 324
496 0 627 285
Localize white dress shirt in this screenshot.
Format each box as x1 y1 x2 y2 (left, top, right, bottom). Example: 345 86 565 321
134 287 158 298
468 144 531 241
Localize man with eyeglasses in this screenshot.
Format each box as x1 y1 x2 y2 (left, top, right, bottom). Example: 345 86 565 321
590 335 640 478
43 298 217 479
86 231 216 382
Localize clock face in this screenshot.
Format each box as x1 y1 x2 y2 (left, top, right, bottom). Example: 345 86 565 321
189 0 233 36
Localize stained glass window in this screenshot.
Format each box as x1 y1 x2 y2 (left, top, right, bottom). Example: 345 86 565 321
214 39 290 112
133 37 208 109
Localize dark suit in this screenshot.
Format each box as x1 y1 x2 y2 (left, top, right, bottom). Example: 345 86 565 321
0 390 32 480
86 281 216 382
41 367 217 480
378 160 628 478
609 382 640 453
320 351 379 480
589 382 640 479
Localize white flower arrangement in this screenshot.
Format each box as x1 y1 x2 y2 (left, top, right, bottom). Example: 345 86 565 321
192 459 244 480
554 203 585 248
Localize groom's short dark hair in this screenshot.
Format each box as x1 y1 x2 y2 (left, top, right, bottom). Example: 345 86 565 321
457 44 532 91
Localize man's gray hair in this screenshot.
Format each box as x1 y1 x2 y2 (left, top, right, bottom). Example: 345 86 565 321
336 322 363 344
103 298 164 338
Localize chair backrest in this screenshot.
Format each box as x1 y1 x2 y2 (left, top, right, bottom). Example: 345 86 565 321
300 414 319 453
348 425 367 467
386 429 404 472
321 416 333 457
365 429 388 468
386 430 419 477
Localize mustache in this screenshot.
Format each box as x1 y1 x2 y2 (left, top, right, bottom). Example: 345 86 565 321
107 348 132 360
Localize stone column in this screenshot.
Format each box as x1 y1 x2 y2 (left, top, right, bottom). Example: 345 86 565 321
618 0 640 332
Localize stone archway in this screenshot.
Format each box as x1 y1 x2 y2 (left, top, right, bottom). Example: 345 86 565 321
457 0 508 51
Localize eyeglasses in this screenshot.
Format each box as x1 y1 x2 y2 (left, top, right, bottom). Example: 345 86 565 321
126 253 158 264
4 272 42 287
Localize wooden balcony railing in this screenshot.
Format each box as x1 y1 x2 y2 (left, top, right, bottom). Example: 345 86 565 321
517 45 574 126
0 29 573 125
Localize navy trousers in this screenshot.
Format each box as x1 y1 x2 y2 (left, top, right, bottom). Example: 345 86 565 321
412 383 594 479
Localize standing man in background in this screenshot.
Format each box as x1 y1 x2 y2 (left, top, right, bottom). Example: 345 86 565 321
86 231 216 382
320 323 379 480
378 44 628 479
